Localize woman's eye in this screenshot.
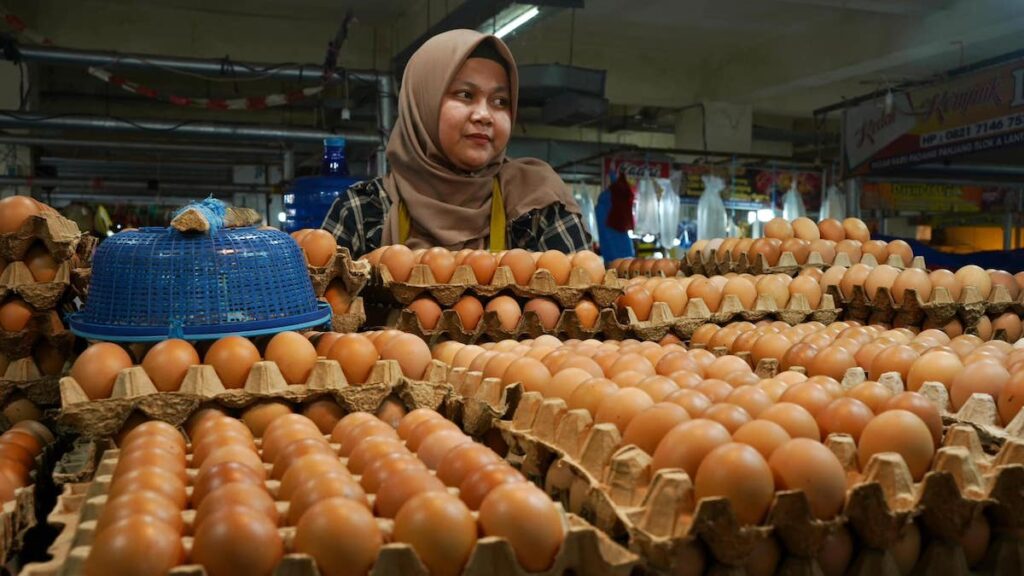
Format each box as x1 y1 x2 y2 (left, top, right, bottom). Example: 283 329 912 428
493 97 510 107
455 90 473 99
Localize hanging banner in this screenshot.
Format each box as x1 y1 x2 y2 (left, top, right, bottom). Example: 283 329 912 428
603 157 671 188
844 57 1024 174
678 165 821 211
861 182 1015 213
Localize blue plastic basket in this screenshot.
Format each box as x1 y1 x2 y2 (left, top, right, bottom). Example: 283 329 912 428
69 226 331 342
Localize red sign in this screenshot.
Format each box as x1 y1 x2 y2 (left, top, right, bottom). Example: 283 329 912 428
603 157 671 188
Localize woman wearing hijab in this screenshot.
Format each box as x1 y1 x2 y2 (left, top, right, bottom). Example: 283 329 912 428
321 29 589 256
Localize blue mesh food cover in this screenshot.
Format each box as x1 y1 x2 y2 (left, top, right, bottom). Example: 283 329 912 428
69 226 331 341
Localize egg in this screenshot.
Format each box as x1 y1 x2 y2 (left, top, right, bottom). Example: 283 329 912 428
421 247 456 283
327 334 379 384
748 238 783 267
195 482 279 529
756 275 790 309
779 381 832 416
864 264 900 301
24 244 59 283
294 497 382 576
765 217 794 240
816 398 874 443
839 264 872 300
835 240 863 265
463 250 497 284
955 265 992 300
407 297 443 330
695 443 775 525
817 218 844 241
0 196 40 234
0 299 33 332
199 444 266 482
83 515 184 576
720 276 756 310
569 251 604 284
819 266 847 298
524 297 562 331
622 403 690 454
808 345 856 382
287 472 369 525
574 299 600 329
758 402 821 441
71 343 133 400
998 371 1024 424
787 276 822 310
858 410 935 480
301 230 337 267
950 360 1010 412
375 467 448 518
191 507 283 576
95 491 184 536
322 280 352 315
618 284 654 320
437 442 502 488
890 268 932 305
380 245 416 282
107 467 187 509
842 218 870 242
928 269 962 301
594 388 655 433
264 330 318 384
137 339 198 392
886 240 914 266
651 419 731 477
652 281 688 316
768 438 847 521
478 482 565 572
882 392 942 447
535 250 571 285
313 332 343 357
204 336 261 389
731 420 791 460
992 313 1023 342
2 397 41 425
485 295 523 331
860 240 888 263
499 249 537 285
444 296 483 331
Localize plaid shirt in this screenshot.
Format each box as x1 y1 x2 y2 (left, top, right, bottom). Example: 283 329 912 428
321 177 590 257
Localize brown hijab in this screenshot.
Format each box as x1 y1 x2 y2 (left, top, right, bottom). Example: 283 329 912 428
381 29 580 249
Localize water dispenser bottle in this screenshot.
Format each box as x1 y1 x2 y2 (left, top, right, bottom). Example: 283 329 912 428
282 137 360 231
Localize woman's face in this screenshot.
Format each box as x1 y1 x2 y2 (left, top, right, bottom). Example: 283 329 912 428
438 57 512 172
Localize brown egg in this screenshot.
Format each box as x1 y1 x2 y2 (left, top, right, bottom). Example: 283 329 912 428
381 245 416 282
287 472 369 525
567 377 618 414
703 404 752 434
749 238 783 267
864 264 900 301
840 264 873 300
769 438 846 519
312 332 342 357
818 219 845 242
841 218 869 242
792 217 820 241
204 336 261 389
300 398 344 434
293 497 382 576
788 276 823 309
618 284 654 320
95 491 184 536
860 240 888 264
375 467 447 518
23 244 57 283
883 392 942 447
571 251 605 284
781 238 810 264
651 419 732 477
927 269 962 301
323 280 352 315
394 492 478 576
951 360 1010 413
756 275 790 309
478 482 564 572
807 240 836 266
464 250 497 284
407 298 443 330
885 240 913 266
138 339 198 392
732 420 791 460
889 268 931 305
499 249 537 286
858 410 935 480
437 442 502 488
695 443 774 525
71 343 133 400
722 277 757 310
758 402 820 441
594 388 655 433
83 515 184 576
485 296 523 331
421 247 456 283
780 382 832 416
847 381 894 413
195 482 279 529
359 452 426 493
270 437 335 480
992 313 1023 341
523 297 562 331
416 429 472 470
263 331 317 384
379 333 432 380
448 295 484 331
0 197 40 234
622 403 691 454
808 345 856 382
191 507 283 576
570 299 600 329
816 398 874 443
835 240 862 266
107 467 187 509
819 266 847 299
955 265 993 300
652 281 688 317
765 217 794 240
237 401 292 439
998 371 1024 425
535 250 571 285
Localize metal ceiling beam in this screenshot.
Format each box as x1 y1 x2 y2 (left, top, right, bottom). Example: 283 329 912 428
12 44 381 84
0 134 286 155
0 112 380 144
0 176 273 193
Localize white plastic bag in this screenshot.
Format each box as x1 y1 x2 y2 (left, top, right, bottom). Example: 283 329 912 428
782 179 806 220
572 185 599 243
820 184 846 221
634 177 660 237
656 178 680 249
697 175 728 240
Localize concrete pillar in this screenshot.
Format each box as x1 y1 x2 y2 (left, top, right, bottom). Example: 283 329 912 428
674 101 753 156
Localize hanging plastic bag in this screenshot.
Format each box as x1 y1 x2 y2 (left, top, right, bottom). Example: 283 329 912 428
634 177 660 237
782 179 806 221
820 184 846 221
655 178 680 250
697 175 728 240
572 185 599 245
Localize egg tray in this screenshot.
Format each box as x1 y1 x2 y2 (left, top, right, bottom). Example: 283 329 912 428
25 438 639 576
307 246 371 300
827 282 1016 331
0 319 73 366
675 246 920 279
0 260 74 311
67 234 97 304
0 355 70 407
498 390 1024 575
371 262 625 309
328 295 367 333
0 429 63 566
0 212 82 263
391 305 609 345
56 358 454 440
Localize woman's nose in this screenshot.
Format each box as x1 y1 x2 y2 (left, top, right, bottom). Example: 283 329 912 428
470 99 493 124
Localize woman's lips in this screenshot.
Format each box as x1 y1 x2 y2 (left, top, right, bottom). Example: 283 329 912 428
465 134 492 144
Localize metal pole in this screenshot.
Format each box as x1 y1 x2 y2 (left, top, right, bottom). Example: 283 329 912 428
1005 210 1013 251
0 134 283 155
0 112 380 144
376 74 395 177
13 44 381 84
282 149 295 181
0 175 274 193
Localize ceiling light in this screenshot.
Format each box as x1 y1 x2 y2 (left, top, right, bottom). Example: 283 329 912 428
481 5 541 39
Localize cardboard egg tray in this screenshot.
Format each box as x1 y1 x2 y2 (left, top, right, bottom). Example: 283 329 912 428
57 358 455 439
0 260 73 310
0 428 62 565
0 212 82 263
67 234 97 304
306 246 371 300
0 315 73 364
826 282 1015 331
680 247 922 278
0 348 72 406
24 433 638 576
329 295 367 333
496 390 1024 575
371 263 624 309
392 306 609 344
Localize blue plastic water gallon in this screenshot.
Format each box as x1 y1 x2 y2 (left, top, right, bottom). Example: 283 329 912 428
283 137 359 231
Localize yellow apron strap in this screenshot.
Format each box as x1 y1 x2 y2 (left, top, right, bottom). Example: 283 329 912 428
398 199 411 244
489 177 506 253
397 177 505 250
